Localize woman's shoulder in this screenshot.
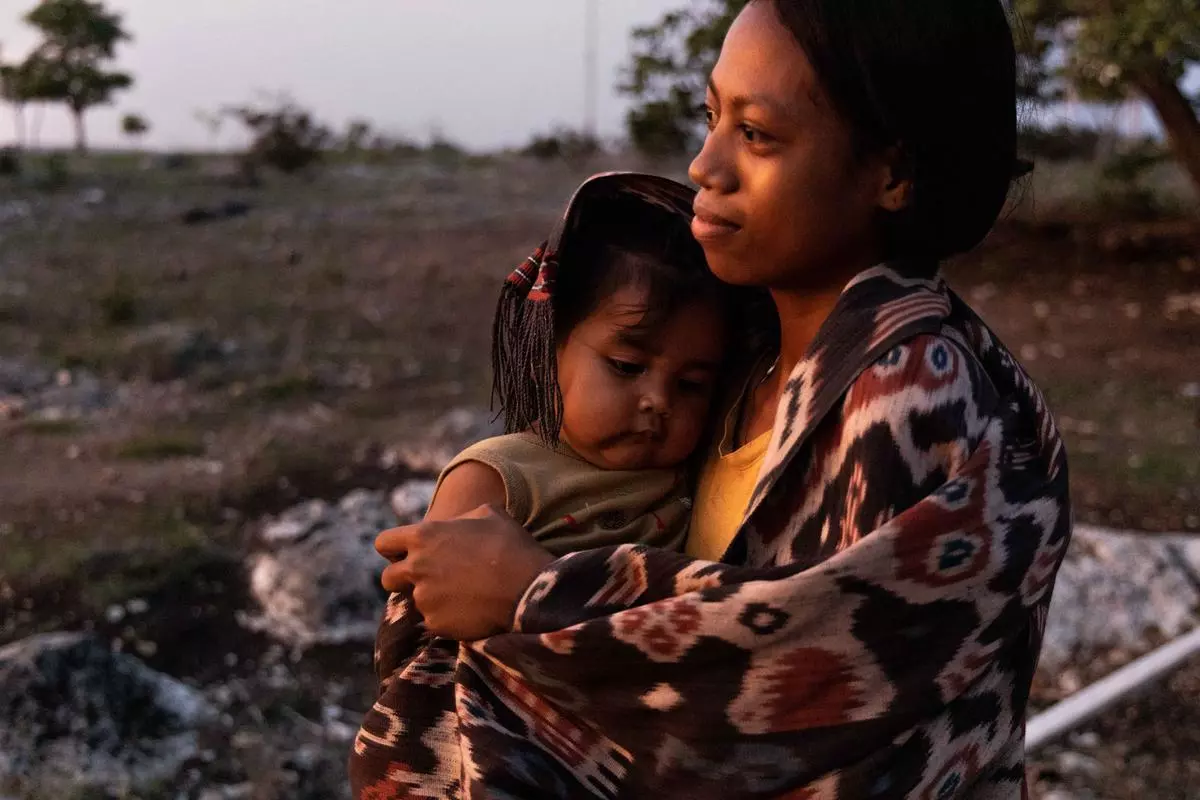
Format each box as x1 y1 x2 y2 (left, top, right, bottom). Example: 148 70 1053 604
847 331 999 422
846 325 1066 477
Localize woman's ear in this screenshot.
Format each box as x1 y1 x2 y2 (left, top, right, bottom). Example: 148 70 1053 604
876 145 914 213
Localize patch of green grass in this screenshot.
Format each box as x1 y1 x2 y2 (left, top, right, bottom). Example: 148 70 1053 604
79 519 213 611
256 372 325 402
0 527 94 582
22 418 84 436
1125 448 1199 490
0 508 215 611
116 430 206 460
98 277 140 327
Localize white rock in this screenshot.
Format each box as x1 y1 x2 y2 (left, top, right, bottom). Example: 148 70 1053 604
126 598 149 615
1039 525 1200 674
0 633 216 796
243 488 420 648
391 480 437 522
385 407 503 474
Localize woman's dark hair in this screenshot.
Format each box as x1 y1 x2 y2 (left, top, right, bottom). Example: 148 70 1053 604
761 0 1020 268
492 193 736 445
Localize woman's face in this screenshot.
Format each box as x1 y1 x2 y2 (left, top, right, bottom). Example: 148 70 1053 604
688 1 896 291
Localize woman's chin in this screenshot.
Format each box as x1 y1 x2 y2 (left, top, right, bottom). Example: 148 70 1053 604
703 253 770 288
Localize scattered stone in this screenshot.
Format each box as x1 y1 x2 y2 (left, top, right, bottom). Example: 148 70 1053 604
0 396 25 420
126 597 150 615
391 479 437 521
0 632 216 797
383 407 503 473
0 199 33 225
120 322 237 381
242 484 433 648
79 187 107 207
969 283 997 303
1040 525 1200 675
0 357 111 419
0 358 50 396
198 783 254 800
1165 293 1200 320
1056 750 1103 778
181 200 254 226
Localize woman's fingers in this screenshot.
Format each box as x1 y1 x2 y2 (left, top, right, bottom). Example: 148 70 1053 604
370 505 553 640
375 524 420 560
381 558 415 593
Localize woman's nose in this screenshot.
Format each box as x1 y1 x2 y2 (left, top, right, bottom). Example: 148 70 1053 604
688 129 736 195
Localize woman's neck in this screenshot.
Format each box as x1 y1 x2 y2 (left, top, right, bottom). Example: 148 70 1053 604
739 283 846 443
770 282 847 379
739 256 879 442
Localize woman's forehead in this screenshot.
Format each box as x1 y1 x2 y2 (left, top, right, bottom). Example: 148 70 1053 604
712 2 821 114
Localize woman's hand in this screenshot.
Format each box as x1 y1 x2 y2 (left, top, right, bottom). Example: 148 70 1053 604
376 504 556 641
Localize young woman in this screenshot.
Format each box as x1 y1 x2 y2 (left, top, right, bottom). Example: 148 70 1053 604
352 1 1070 797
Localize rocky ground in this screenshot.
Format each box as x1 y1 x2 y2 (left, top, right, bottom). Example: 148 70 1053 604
0 152 1197 798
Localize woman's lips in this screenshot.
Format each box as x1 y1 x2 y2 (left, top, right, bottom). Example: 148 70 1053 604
691 204 741 241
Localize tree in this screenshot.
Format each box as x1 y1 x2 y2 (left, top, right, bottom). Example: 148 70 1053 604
120 111 148 147
1015 0 1200 195
0 46 29 149
0 51 61 150
341 118 373 152
23 0 133 153
619 1 745 156
193 108 225 149
621 0 1200 198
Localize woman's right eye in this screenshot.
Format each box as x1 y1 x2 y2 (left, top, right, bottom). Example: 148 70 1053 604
702 105 717 130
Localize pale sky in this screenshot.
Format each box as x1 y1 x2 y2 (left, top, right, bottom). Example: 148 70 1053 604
0 0 683 151
1 1 1186 151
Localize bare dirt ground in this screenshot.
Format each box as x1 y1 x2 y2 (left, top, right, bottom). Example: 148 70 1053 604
0 152 1197 797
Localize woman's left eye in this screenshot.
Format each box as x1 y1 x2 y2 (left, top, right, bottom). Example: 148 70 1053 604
608 359 644 377
679 379 710 395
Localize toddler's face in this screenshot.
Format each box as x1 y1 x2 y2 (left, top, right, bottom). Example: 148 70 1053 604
555 284 727 471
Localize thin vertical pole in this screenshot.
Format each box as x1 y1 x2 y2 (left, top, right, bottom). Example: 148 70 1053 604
584 0 599 139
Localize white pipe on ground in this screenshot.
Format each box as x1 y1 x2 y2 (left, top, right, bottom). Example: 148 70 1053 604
1026 625 1200 754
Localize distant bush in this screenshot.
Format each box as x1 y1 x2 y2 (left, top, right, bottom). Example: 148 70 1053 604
36 153 71 191
1101 138 1170 184
522 128 602 160
0 147 19 177
159 152 193 171
226 98 333 175
427 132 466 164
99 274 140 327
341 118 373 153
1019 125 1102 162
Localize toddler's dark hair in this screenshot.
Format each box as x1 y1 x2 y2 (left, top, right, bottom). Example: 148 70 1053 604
492 193 733 445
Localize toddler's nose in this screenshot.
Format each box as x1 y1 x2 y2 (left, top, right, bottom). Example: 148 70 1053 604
638 394 670 418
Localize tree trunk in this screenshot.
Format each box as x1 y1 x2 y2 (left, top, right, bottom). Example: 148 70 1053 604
31 104 43 149
1135 66 1200 199
71 106 87 154
12 103 25 150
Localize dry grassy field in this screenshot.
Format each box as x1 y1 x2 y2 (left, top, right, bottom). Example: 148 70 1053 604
0 150 1197 797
